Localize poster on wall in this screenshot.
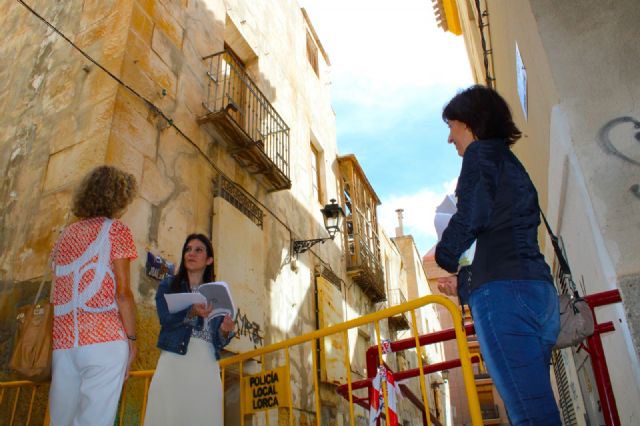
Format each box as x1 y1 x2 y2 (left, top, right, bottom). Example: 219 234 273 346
516 42 528 120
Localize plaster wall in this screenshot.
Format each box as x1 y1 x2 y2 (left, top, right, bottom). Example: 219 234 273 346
453 0 640 422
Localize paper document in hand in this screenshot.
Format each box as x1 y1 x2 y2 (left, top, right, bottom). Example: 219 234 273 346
165 292 207 313
197 281 236 319
434 193 476 265
435 194 457 241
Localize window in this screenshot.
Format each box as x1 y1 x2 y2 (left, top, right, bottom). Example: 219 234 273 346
306 31 319 76
310 143 322 203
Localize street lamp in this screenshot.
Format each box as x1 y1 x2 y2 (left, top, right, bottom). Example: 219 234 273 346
293 199 345 255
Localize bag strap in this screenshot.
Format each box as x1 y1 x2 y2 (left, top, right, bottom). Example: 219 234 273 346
34 213 72 305
539 209 580 298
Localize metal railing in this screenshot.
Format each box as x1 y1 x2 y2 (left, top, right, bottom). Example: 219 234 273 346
1 297 483 426
0 380 49 426
218 294 483 425
203 49 290 180
480 404 500 420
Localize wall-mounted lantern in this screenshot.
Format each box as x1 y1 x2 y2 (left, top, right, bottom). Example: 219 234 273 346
292 199 345 255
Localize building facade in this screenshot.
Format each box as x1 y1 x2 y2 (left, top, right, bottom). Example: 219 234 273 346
434 0 640 424
0 0 447 424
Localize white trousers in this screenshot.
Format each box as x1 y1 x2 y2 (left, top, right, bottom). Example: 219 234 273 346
49 340 128 426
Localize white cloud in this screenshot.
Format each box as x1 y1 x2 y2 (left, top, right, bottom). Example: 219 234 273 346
378 178 457 254
300 0 472 109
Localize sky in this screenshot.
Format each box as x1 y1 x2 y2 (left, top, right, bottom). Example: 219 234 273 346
299 0 474 256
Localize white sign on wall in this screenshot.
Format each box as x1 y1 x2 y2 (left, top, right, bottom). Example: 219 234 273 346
515 42 528 120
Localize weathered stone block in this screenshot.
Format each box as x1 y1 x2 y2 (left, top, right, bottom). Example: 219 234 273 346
181 36 208 83
78 67 119 109
75 11 119 49
131 2 154 44
50 95 116 155
168 102 208 154
120 195 152 247
79 0 118 32
177 67 206 117
140 157 176 205
17 191 73 280
111 90 158 158
122 31 178 101
41 64 78 113
44 136 108 192
105 131 145 184
152 1 184 49
156 191 192 261
152 26 183 75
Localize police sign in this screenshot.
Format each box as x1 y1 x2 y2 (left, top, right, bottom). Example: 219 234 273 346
242 366 290 413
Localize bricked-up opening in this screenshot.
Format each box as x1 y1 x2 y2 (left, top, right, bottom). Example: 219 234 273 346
306 31 319 76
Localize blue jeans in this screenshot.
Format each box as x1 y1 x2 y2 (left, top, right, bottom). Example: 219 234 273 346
469 280 561 426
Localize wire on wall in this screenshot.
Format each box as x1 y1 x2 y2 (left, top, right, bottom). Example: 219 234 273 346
15 0 338 271
474 0 496 88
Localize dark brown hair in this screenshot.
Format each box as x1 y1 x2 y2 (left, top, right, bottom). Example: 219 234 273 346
443 85 522 146
170 234 216 293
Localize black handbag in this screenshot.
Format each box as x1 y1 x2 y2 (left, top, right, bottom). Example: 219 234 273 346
540 211 595 349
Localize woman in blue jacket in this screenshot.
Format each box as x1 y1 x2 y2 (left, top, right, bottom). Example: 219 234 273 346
145 234 235 426
435 85 561 425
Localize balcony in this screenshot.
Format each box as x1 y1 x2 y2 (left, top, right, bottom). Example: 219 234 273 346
387 288 410 330
198 49 291 192
346 225 385 302
339 155 385 302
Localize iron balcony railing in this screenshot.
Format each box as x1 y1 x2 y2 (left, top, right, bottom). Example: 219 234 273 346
481 404 500 420
202 49 290 182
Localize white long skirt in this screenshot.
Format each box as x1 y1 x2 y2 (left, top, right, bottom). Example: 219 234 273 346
144 338 223 426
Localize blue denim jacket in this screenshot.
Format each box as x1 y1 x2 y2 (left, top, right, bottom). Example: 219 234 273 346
435 139 552 296
155 277 235 359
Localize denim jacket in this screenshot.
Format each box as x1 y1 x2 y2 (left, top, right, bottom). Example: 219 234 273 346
155 277 235 359
435 139 553 297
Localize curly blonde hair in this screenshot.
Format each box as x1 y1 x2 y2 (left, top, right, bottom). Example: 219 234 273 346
72 166 138 219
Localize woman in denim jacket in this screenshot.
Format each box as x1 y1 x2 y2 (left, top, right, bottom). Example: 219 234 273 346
145 234 235 426
435 86 561 425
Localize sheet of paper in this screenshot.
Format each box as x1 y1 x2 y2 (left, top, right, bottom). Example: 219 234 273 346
198 281 236 319
164 292 207 313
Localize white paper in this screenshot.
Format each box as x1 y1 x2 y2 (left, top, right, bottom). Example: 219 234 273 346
435 194 458 240
198 281 236 319
434 193 476 266
165 292 207 313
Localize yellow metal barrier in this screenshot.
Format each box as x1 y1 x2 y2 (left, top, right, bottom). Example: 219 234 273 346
0 380 49 426
219 294 483 425
0 295 482 425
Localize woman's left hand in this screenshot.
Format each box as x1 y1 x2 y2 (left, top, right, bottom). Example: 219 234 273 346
220 314 235 333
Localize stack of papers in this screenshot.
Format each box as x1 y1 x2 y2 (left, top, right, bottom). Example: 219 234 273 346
164 281 236 319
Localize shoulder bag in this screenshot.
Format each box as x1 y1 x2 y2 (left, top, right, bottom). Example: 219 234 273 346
540 211 595 350
9 276 53 382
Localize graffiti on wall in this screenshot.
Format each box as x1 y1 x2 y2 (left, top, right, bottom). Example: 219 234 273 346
597 116 640 199
234 308 264 348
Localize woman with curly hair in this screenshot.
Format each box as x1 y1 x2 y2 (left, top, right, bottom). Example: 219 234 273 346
49 165 138 426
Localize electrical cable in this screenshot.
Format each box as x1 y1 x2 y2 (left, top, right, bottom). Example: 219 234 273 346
16 0 341 270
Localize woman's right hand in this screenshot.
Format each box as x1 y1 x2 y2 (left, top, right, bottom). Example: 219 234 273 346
191 302 213 318
437 276 458 297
